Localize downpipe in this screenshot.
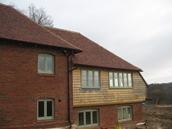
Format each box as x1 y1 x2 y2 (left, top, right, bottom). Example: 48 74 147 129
67 52 78 129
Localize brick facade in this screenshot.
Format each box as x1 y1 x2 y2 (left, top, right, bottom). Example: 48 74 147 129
72 102 143 129
0 39 144 129
0 39 72 128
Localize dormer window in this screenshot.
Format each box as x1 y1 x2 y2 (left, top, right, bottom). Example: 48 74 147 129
38 54 54 74
109 72 133 88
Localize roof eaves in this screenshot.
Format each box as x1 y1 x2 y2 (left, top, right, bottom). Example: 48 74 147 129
0 38 83 53
73 63 142 72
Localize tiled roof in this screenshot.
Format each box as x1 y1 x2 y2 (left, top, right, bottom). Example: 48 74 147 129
0 4 81 52
0 3 141 71
46 27 142 71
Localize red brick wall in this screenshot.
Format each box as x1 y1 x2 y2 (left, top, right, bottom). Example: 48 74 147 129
72 102 143 129
0 39 72 128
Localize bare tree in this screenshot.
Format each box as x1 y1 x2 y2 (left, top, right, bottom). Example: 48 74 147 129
147 83 172 104
150 89 163 105
10 3 54 27
28 4 53 27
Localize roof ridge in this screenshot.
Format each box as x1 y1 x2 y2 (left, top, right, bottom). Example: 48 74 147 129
45 26 80 34
0 3 11 7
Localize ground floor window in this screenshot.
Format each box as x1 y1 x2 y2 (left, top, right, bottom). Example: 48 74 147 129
78 109 99 127
37 99 54 120
118 106 132 122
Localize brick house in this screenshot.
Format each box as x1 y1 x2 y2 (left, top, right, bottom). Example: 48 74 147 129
0 4 147 129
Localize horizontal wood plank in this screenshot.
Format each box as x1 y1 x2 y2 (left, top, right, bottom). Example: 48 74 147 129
73 66 147 107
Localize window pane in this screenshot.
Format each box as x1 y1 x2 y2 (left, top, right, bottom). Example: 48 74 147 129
79 112 84 126
38 101 44 117
128 107 131 119
119 73 123 87
86 112 91 125
39 56 45 72
123 108 127 119
118 109 122 120
47 56 53 72
94 71 99 87
124 73 128 87
47 101 52 116
128 73 132 87
82 70 87 86
88 71 93 86
109 72 113 87
93 111 98 124
114 73 119 87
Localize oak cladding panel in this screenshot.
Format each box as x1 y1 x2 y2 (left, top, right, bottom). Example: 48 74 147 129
73 67 147 107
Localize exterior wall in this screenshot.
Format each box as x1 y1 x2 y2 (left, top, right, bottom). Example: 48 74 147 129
0 40 71 128
73 67 147 107
72 102 143 129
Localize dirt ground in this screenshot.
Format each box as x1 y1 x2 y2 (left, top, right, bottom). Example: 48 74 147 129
122 105 172 129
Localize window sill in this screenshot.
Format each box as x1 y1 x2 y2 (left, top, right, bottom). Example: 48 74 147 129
109 88 134 92
37 73 55 77
118 119 132 122
79 125 99 128
80 88 102 92
109 87 133 89
37 119 55 124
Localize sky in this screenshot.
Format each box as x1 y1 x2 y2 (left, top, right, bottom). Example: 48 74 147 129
1 0 172 84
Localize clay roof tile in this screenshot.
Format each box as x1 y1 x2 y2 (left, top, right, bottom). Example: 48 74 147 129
0 4 81 52
46 27 142 71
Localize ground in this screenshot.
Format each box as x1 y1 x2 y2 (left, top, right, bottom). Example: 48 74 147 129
122 105 172 129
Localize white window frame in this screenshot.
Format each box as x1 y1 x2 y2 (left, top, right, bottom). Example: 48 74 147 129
78 109 99 127
118 106 132 122
109 72 133 88
82 69 100 88
38 54 54 74
37 99 54 120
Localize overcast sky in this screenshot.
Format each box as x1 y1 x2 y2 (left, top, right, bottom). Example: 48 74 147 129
1 0 172 84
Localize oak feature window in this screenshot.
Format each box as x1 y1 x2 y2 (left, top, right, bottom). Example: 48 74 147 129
118 106 132 122
109 72 133 88
38 54 54 74
82 70 100 88
37 99 54 120
79 109 99 127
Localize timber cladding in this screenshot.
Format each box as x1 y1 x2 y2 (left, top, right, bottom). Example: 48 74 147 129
72 66 147 107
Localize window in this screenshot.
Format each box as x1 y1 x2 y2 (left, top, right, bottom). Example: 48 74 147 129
118 106 132 122
37 99 54 120
82 70 100 88
38 54 54 74
79 109 99 127
109 72 133 88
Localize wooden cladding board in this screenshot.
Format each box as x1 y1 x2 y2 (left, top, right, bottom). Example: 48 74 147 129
72 67 147 107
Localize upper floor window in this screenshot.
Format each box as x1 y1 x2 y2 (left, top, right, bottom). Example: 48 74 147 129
38 54 54 74
118 106 132 122
82 69 100 88
37 98 54 120
79 109 99 127
109 72 133 88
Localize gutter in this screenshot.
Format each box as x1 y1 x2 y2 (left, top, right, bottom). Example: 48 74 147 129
67 52 78 128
